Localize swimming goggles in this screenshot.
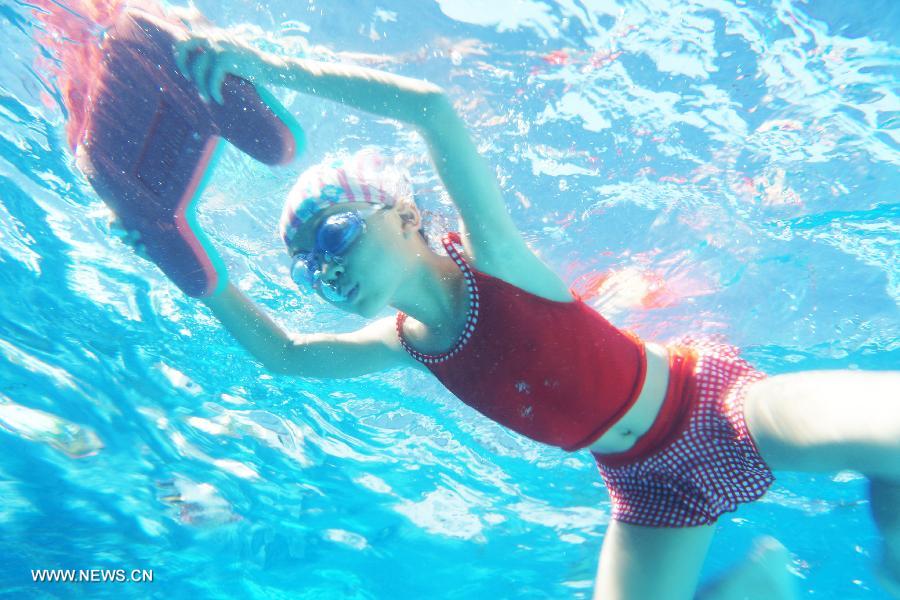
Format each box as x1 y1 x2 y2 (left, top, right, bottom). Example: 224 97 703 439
290 204 384 303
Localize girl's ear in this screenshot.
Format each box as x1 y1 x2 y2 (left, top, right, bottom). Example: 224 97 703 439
396 202 422 236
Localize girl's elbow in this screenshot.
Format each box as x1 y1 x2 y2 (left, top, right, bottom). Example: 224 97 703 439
418 89 453 129
261 338 305 376
263 359 294 377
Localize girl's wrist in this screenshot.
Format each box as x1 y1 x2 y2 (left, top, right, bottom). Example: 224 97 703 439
200 276 232 304
257 51 288 86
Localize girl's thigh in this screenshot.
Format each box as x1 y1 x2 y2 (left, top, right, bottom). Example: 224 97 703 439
742 370 900 477
593 520 717 600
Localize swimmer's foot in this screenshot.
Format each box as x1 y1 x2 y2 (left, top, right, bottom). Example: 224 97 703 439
874 544 900 599
697 536 797 600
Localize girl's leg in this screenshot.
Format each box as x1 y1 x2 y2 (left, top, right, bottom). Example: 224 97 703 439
593 522 795 600
742 369 900 595
593 520 717 600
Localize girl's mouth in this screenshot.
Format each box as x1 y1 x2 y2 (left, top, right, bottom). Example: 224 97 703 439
347 283 359 302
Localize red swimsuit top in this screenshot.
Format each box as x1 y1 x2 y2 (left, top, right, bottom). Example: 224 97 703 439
396 232 653 452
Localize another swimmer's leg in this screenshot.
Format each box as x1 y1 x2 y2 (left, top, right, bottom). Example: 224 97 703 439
742 369 900 598
870 477 900 598
694 536 796 600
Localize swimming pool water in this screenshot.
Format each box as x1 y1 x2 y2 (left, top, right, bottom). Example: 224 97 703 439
0 0 897 597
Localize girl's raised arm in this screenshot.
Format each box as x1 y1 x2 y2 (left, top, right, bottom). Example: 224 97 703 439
173 29 534 271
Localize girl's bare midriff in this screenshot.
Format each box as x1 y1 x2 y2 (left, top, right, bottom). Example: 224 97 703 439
586 342 670 454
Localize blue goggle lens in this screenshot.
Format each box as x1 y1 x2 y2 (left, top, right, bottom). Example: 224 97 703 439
315 212 360 258
289 208 378 300
290 254 319 288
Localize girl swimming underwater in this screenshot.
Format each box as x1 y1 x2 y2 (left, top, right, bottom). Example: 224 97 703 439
109 20 900 600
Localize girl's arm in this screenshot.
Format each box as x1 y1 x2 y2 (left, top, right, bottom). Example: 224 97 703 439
174 31 541 273
109 218 418 378
201 282 422 378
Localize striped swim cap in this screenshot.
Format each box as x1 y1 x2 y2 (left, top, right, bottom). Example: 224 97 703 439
279 149 414 253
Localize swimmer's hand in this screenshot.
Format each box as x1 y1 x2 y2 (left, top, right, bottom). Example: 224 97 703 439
172 27 283 104
106 215 152 262
169 20 445 129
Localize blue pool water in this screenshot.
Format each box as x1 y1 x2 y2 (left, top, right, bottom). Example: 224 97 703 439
1 0 898 597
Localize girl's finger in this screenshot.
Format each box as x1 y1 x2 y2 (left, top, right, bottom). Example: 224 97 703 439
174 40 197 80
173 43 187 78
191 50 213 102
209 62 228 104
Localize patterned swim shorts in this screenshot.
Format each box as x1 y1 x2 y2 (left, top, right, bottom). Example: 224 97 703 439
591 338 775 528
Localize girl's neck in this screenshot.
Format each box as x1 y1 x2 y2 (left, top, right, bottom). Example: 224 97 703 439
393 251 467 335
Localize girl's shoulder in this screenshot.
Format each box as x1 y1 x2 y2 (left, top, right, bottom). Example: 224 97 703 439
451 231 575 304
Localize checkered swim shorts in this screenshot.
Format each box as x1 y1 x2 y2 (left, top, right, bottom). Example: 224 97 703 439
591 338 775 528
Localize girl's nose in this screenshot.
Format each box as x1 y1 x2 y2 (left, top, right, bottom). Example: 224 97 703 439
319 260 344 285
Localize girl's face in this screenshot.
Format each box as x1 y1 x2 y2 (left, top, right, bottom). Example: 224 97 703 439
292 201 420 317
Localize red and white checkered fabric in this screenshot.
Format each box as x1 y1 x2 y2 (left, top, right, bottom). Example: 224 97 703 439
592 337 775 528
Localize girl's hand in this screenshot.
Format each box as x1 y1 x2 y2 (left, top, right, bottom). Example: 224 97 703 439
172 28 284 104
107 215 152 262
